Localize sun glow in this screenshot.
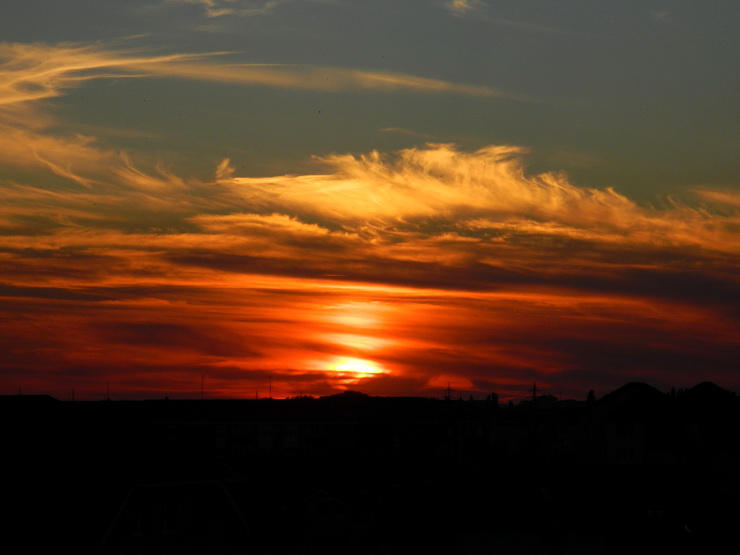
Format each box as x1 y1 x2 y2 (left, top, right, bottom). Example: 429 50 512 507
330 357 385 378
322 333 391 351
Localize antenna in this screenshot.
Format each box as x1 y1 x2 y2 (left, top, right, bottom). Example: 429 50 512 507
269 376 272 399
444 383 454 401
201 375 205 401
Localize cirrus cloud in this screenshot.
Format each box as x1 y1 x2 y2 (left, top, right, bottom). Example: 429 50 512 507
1 39 739 400
165 0 288 18
0 41 503 119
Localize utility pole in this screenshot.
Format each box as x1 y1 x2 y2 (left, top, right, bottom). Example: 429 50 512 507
444 383 454 401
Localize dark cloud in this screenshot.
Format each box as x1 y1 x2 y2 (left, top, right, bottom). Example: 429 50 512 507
2 142 739 398
95 322 260 357
0 283 114 302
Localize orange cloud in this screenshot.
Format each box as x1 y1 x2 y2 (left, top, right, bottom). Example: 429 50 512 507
219 144 740 256
2 136 739 399
3 33 738 401
444 0 485 16
695 188 740 208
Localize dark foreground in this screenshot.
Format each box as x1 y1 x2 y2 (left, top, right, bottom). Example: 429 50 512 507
3 382 739 553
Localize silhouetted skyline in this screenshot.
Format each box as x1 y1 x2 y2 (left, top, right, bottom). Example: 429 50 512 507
4 379 739 552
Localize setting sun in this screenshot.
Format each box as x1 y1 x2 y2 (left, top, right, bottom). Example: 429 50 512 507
1 1 739 402
330 357 386 378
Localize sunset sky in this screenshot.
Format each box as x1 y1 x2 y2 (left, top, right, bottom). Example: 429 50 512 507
1 0 739 401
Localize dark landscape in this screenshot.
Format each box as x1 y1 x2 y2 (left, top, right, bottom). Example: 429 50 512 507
5 381 739 554
2 4 740 553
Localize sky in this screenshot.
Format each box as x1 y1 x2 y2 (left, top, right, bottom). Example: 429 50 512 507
1 0 739 401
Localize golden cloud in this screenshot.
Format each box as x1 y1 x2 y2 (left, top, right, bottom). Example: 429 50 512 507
0 41 504 113
218 144 740 255
1 38 738 398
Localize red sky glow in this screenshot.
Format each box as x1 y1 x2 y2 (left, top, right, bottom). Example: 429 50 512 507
2 2 739 401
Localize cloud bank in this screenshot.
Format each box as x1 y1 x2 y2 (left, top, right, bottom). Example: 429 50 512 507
1 39 738 401
3 138 739 400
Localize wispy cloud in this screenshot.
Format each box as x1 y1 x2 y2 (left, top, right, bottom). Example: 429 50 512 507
165 0 288 18
0 40 509 206
2 40 739 399
4 139 740 301
440 0 566 35
0 41 504 114
216 144 740 256
443 0 486 16
3 144 740 399
695 188 740 208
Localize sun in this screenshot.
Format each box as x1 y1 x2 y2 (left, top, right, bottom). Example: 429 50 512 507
331 357 385 378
